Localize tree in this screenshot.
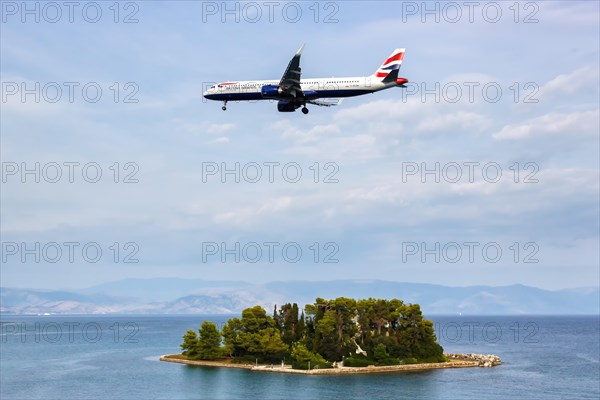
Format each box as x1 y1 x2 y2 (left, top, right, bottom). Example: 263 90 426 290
393 303 444 361
372 299 391 335
197 321 222 360
222 317 243 357
182 298 445 367
312 298 358 361
290 342 330 369
241 306 271 333
373 343 389 363
303 307 316 352
296 311 306 340
278 303 300 345
258 327 288 359
223 306 290 361
315 309 339 360
273 305 282 331
181 329 199 358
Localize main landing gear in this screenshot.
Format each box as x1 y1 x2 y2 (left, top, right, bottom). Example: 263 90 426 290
301 106 309 114
222 101 227 111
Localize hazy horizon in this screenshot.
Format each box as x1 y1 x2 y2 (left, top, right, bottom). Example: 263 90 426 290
3 276 599 293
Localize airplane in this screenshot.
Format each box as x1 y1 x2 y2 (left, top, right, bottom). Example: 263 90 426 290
202 45 408 114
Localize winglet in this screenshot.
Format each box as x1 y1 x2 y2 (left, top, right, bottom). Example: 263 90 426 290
296 43 305 56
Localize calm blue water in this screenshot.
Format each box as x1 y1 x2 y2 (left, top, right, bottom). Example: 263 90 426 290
1 315 598 399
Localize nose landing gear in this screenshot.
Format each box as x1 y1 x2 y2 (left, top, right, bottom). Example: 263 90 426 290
301 106 309 114
222 101 228 111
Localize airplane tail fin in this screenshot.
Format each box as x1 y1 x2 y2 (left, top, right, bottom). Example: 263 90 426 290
373 48 407 84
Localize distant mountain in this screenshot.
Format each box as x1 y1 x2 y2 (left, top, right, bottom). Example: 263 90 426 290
82 278 248 302
0 287 139 314
1 279 598 315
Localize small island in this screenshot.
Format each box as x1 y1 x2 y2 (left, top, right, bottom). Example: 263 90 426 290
161 297 501 374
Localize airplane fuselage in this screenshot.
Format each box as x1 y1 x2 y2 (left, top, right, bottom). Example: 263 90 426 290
203 76 396 102
202 46 407 113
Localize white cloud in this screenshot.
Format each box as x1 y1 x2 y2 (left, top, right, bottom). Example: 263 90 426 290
207 136 230 144
273 119 341 144
213 196 293 225
415 111 491 132
275 97 492 162
540 65 600 98
206 123 236 135
492 109 599 140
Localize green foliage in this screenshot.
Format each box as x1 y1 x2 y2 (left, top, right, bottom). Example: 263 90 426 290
238 328 287 361
230 354 259 364
182 297 445 369
393 304 444 361
277 303 301 345
315 309 339 360
296 311 306 341
180 329 199 358
401 357 418 364
197 321 223 360
241 306 272 332
373 343 389 363
344 356 376 367
221 306 289 361
221 317 243 357
290 343 331 369
311 298 358 361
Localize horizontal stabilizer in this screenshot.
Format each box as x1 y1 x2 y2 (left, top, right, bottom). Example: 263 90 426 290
307 98 344 107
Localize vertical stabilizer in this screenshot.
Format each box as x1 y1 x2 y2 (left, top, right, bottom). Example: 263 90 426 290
373 48 405 82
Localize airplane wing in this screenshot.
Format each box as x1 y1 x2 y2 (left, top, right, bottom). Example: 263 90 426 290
306 98 344 107
279 44 305 98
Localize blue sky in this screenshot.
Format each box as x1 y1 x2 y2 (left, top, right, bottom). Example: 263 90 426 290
1 1 598 290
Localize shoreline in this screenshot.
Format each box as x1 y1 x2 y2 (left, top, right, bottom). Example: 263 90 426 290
160 353 500 375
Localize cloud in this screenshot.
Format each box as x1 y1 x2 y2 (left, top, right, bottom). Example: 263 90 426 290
492 109 599 140
415 111 491 133
213 196 293 226
272 119 341 144
274 96 493 162
207 136 230 144
539 65 600 98
206 123 236 134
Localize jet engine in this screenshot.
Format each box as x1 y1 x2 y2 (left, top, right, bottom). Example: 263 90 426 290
277 100 298 112
261 85 282 98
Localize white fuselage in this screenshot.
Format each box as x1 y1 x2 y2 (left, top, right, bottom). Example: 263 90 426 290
203 76 394 101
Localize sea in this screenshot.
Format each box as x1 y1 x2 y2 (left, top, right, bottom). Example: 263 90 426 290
1 315 598 399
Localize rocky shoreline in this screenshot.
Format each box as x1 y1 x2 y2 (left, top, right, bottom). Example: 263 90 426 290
160 353 501 375
444 353 502 367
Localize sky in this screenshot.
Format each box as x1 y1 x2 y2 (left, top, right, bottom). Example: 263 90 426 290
1 1 598 291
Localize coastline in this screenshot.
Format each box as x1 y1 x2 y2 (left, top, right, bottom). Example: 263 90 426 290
160 353 501 375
